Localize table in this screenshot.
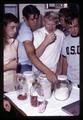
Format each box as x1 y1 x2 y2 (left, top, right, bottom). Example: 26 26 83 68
4 85 80 116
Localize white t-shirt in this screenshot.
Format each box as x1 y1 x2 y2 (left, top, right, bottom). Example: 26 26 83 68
16 21 33 65
62 35 80 84
33 27 65 74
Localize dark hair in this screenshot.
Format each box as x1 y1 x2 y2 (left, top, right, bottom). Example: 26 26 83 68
22 5 40 20
58 8 72 23
3 13 19 26
65 14 79 25
59 8 71 18
3 13 18 48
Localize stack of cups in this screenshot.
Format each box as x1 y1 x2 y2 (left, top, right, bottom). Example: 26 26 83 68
23 71 35 95
37 74 52 100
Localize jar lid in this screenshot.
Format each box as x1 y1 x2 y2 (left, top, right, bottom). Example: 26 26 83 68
58 75 67 81
23 71 34 76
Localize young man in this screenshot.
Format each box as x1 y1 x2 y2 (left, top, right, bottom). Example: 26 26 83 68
61 14 80 86
16 5 57 82
33 11 65 76
57 8 71 36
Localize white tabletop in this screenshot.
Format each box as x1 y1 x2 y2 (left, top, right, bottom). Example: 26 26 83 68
4 85 80 116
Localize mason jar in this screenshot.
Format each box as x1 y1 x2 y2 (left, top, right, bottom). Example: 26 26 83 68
54 75 71 101
30 85 38 107
16 73 28 100
37 74 52 100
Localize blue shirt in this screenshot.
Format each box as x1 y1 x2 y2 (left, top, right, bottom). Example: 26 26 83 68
16 21 32 65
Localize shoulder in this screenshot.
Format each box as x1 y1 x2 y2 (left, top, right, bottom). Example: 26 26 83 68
19 21 31 33
55 29 65 36
33 27 44 35
62 35 72 46
64 35 72 41
12 39 18 49
14 39 18 45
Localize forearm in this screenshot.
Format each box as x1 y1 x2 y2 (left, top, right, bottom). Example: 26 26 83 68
35 33 56 57
35 40 48 57
56 55 63 75
4 59 17 72
28 51 51 74
24 41 50 73
28 51 57 82
24 41 57 82
61 55 68 75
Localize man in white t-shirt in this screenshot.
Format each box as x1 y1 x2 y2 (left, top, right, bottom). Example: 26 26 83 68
61 14 80 86
33 11 65 75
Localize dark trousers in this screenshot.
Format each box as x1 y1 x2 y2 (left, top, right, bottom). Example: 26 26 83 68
16 63 32 73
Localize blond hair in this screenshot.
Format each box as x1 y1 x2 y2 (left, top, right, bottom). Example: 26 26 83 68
44 11 58 21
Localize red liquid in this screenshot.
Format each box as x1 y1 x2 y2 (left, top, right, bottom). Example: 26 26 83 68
17 93 27 100
31 96 38 107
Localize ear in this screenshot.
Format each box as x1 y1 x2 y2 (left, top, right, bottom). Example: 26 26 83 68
43 18 45 26
23 16 26 21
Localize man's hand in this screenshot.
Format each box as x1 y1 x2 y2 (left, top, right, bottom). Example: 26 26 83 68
44 33 56 46
46 70 58 83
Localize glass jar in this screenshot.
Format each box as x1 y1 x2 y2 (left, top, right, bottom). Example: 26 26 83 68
37 74 52 100
23 71 35 94
16 73 28 100
30 85 38 107
37 96 46 113
54 75 71 101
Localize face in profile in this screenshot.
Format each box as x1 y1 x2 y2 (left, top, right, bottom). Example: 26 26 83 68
4 22 18 39
68 18 79 37
44 18 56 33
26 14 39 31
60 16 67 28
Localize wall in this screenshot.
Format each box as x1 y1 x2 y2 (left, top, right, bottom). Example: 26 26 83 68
4 4 19 18
19 3 65 22
4 3 68 22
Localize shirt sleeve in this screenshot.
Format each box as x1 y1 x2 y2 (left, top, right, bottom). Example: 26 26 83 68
33 31 41 49
17 30 33 43
61 38 67 57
